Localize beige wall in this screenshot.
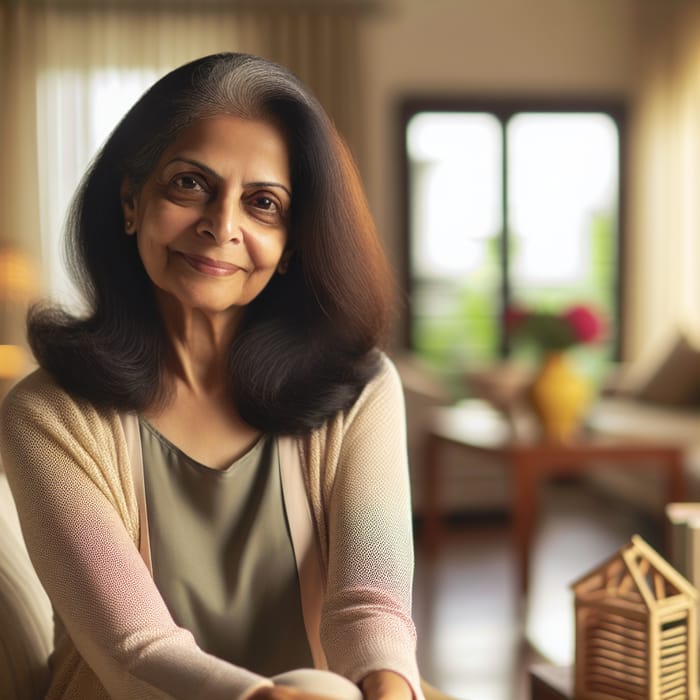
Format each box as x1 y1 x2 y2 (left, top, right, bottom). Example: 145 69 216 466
357 0 646 347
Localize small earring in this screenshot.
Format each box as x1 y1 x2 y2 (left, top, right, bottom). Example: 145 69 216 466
125 220 134 234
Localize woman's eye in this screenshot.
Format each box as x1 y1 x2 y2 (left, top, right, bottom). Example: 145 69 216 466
252 195 276 211
172 175 206 192
248 194 289 224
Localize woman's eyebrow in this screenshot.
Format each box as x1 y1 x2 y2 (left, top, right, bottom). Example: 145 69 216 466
164 157 219 179
164 158 292 198
245 181 292 198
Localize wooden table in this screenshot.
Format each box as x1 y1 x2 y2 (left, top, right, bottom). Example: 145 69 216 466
422 402 686 594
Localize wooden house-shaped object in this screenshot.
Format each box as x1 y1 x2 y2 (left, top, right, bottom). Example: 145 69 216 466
572 535 699 700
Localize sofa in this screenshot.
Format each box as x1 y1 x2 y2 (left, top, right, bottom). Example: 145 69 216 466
583 327 700 514
0 471 52 699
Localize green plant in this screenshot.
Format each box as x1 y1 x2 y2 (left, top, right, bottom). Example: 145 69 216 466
505 303 604 352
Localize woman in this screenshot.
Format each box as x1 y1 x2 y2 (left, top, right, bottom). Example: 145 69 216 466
0 53 422 700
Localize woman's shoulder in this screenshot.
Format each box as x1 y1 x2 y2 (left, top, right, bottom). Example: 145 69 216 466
335 351 404 430
0 367 128 484
3 367 75 415
357 350 402 402
1 367 115 436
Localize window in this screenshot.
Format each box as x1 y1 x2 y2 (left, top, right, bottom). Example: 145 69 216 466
36 67 160 308
401 99 624 383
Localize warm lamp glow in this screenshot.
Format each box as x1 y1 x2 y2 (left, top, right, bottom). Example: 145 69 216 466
0 249 36 300
0 344 26 379
0 246 37 384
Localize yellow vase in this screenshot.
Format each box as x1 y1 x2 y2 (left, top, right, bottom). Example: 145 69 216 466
529 351 592 443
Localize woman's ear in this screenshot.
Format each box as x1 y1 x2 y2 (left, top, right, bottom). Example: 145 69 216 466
120 179 138 235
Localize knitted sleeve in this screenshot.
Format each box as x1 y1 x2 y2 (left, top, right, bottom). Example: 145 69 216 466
0 370 272 700
319 356 424 700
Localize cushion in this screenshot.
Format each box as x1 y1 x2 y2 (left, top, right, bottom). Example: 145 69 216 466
632 330 700 406
0 472 53 700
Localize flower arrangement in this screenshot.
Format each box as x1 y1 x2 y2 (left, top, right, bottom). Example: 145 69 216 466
505 303 604 352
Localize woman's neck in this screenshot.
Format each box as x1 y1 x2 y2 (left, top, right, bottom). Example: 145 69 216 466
157 297 242 394
143 293 263 469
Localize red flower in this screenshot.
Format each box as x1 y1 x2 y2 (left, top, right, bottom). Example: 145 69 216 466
506 302 604 351
563 305 603 343
504 305 528 329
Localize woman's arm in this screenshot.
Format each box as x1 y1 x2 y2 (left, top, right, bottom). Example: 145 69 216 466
0 372 272 700
320 356 424 700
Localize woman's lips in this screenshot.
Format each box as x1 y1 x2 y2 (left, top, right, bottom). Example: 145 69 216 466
179 252 242 276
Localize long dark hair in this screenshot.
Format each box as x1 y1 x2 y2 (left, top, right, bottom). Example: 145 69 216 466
29 53 394 434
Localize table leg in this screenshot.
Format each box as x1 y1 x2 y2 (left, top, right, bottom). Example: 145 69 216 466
664 449 686 561
422 433 442 552
513 452 538 595
666 449 685 503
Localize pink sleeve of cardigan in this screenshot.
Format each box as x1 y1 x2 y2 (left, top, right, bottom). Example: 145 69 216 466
0 373 272 700
320 357 425 700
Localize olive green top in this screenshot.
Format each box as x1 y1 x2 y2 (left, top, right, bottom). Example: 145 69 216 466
139 418 313 676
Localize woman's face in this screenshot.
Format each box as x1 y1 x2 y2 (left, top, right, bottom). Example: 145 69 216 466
121 115 291 322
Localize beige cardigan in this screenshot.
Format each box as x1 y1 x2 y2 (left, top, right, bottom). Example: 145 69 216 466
0 355 422 700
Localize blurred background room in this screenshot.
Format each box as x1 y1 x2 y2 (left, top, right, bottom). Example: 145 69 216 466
3 1 700 699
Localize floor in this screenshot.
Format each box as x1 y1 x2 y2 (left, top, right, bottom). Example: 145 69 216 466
411 480 662 700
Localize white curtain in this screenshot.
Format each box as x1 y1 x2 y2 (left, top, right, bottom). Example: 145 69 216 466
625 2 700 358
0 1 369 312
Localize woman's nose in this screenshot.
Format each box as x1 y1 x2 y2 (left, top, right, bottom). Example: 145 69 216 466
197 194 242 245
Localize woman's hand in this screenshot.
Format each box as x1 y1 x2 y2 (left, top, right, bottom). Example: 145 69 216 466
360 671 412 700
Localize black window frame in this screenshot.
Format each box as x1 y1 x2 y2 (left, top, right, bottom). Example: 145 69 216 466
397 96 628 361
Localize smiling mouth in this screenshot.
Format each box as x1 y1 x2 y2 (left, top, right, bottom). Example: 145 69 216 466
179 252 243 276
